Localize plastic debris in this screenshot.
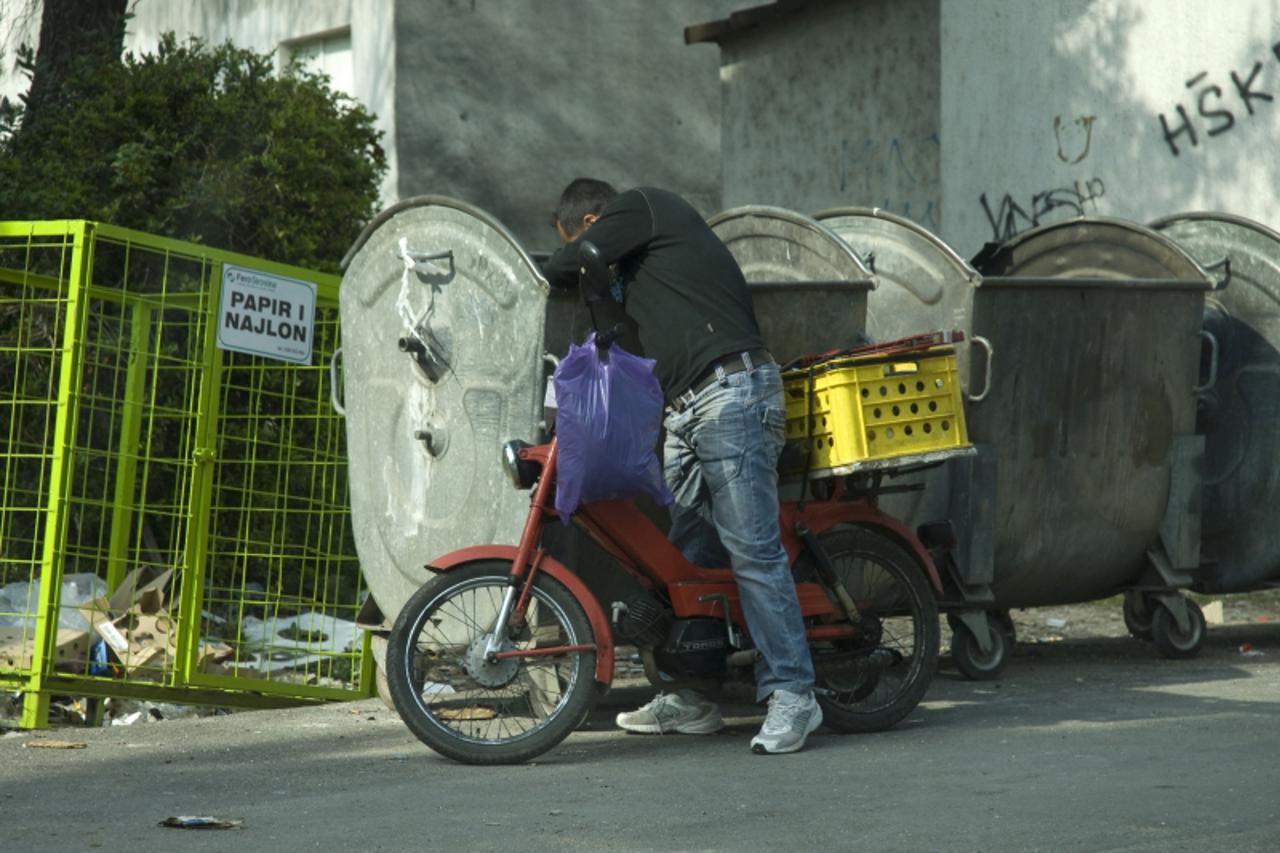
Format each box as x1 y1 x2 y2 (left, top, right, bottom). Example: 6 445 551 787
0 573 107 632
1201 600 1224 626
1239 643 1265 657
158 816 243 830
1045 617 1067 629
234 611 361 673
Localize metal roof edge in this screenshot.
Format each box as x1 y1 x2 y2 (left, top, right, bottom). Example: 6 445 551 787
685 0 824 45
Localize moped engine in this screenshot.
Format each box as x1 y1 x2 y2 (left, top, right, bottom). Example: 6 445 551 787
611 594 729 680
654 618 729 679
611 592 672 648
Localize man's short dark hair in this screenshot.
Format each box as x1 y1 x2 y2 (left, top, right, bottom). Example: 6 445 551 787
553 178 618 233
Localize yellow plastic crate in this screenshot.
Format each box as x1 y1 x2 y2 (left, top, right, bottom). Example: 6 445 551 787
782 345 971 476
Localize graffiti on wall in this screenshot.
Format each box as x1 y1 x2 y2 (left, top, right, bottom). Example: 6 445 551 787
837 133 941 230
979 178 1106 242
1054 115 1097 164
1158 42 1280 156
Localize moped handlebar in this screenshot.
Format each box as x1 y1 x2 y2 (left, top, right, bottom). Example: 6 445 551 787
595 323 625 353
577 240 621 354
577 240 611 306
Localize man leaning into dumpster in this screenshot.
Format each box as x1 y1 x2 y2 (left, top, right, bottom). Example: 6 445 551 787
539 178 821 755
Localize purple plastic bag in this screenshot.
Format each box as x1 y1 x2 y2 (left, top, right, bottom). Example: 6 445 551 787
552 333 674 522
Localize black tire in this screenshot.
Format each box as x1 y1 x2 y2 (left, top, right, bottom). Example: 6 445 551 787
806 525 940 733
950 618 1009 681
385 562 598 764
1151 599 1206 660
1122 593 1155 641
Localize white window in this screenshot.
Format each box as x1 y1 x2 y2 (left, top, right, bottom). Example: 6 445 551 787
281 27 354 99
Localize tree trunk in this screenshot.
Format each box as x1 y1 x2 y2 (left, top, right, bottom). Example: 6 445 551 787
16 0 128 143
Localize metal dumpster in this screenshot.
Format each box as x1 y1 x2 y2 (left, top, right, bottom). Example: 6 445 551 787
967 218 1210 608
1152 212 1280 594
339 197 876 687
708 205 874 362
815 210 1214 674
812 207 984 569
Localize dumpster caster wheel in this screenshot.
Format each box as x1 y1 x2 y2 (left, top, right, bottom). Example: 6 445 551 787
1122 593 1155 641
992 610 1016 645
370 634 396 711
950 619 1009 681
376 664 396 711
1151 599 1205 660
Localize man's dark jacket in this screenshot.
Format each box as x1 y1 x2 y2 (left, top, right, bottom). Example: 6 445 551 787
541 187 766 398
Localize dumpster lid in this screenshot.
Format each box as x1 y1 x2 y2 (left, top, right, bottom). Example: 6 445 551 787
342 195 545 281
814 206 979 306
971 216 1211 287
1151 211 1280 294
709 205 875 288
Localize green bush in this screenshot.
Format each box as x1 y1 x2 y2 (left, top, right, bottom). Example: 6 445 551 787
0 34 383 616
0 33 386 273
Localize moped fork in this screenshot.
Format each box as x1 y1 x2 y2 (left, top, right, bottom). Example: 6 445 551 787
483 439 559 662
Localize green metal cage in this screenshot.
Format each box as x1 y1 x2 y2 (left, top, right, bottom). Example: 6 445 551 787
0 221 372 729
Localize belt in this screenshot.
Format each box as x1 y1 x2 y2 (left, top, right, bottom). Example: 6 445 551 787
670 348 773 412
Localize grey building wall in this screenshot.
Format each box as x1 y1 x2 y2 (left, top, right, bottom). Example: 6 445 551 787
715 0 941 231
707 0 1280 258
393 0 737 251
940 0 1280 255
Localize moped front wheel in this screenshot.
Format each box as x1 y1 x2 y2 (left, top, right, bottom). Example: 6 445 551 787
385 561 598 765
803 525 940 733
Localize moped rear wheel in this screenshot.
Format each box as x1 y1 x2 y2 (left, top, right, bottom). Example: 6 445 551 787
803 525 940 733
385 561 597 765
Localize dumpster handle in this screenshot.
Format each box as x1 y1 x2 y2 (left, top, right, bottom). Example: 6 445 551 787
1194 330 1219 395
1203 256 1232 291
330 347 346 417
967 335 994 403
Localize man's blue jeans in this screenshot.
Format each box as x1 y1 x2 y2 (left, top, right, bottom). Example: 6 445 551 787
662 359 816 701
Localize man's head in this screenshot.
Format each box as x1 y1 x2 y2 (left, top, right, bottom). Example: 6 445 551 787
553 178 618 243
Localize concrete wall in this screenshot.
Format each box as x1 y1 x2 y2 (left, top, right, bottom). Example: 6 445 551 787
710 0 1280 259
393 0 736 251
717 0 941 231
0 2 38 109
940 0 1280 256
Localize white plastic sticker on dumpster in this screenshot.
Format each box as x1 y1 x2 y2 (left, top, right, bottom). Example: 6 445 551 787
217 264 316 364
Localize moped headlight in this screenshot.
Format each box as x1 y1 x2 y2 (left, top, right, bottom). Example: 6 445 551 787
502 440 537 490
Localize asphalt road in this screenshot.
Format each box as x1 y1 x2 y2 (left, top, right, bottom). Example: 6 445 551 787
3 623 1278 853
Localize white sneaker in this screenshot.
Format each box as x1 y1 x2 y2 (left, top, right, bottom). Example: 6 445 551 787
750 689 823 754
615 689 724 734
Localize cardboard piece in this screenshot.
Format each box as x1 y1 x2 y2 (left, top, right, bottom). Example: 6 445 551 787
111 566 173 614
2 567 234 680
74 567 184 676
0 627 89 671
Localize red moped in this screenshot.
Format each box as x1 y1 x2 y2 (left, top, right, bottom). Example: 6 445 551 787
385 249 950 765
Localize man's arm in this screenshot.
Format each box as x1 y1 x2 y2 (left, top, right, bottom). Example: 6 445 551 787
540 188 655 289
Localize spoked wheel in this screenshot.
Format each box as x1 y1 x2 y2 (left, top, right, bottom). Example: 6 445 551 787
385 562 598 765
803 525 940 733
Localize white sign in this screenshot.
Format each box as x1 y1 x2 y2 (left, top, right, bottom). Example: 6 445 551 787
217 264 316 364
